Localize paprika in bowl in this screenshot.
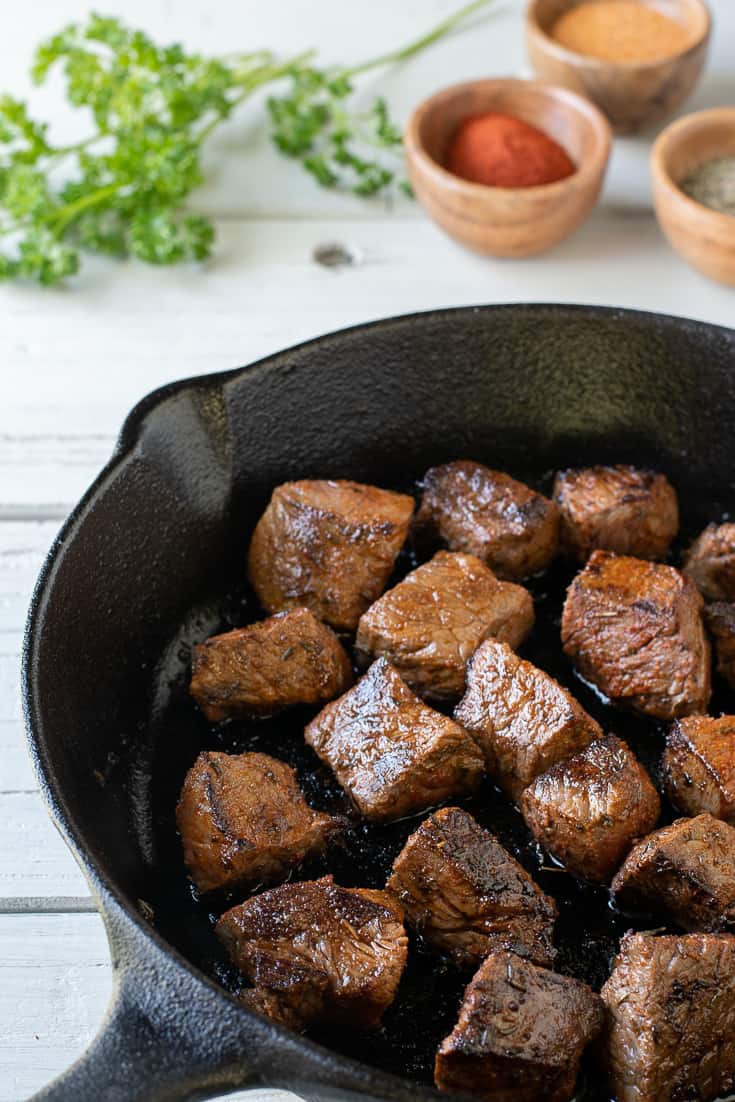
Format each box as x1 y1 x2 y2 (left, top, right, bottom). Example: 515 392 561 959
404 77 611 258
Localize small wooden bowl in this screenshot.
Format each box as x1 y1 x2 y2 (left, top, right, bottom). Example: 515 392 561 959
651 108 735 286
526 0 711 134
404 77 611 259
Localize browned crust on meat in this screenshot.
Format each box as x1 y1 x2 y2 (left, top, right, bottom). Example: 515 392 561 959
305 659 484 822
216 875 408 1031
705 601 735 688
684 523 735 601
247 479 414 630
415 461 559 581
355 550 534 702
601 931 735 1102
190 607 353 721
520 735 661 884
553 465 678 562
176 751 336 894
664 714 735 822
611 813 735 932
435 951 603 1102
386 807 556 968
561 551 711 720
237 987 305 1031
454 639 600 799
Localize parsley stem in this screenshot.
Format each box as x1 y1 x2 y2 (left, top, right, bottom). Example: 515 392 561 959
345 0 498 78
224 49 274 65
0 181 122 239
195 49 316 145
49 182 121 233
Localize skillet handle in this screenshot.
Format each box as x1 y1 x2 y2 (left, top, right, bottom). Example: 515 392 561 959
29 902 262 1102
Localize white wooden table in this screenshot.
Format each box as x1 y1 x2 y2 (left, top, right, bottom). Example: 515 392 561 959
1 1 734 1098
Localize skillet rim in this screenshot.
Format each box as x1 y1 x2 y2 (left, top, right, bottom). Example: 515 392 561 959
20 301 735 1099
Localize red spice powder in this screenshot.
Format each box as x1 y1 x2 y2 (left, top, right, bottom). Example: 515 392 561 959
446 112 576 188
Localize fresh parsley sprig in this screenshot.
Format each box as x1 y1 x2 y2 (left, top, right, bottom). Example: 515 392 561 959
0 0 496 285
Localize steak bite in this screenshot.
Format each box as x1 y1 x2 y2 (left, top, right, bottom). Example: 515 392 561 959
553 464 678 562
601 931 735 1102
247 479 414 631
238 987 303 1031
684 522 735 601
190 607 353 722
561 551 711 720
216 875 408 1030
611 813 735 932
520 736 660 884
304 659 484 822
176 751 336 894
704 601 735 688
386 807 556 969
435 951 603 1102
664 714 735 822
454 639 600 799
415 460 559 581
355 551 534 702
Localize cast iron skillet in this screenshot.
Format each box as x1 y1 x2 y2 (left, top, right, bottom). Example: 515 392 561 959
23 304 735 1102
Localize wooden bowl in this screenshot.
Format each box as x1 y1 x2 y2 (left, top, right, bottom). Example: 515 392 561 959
404 77 612 259
651 108 735 286
526 0 711 135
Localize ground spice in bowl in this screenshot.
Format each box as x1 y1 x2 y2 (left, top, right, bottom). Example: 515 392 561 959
681 157 735 217
550 1 693 63
446 112 576 188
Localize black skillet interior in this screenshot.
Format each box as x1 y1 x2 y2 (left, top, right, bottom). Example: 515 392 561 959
25 305 735 1101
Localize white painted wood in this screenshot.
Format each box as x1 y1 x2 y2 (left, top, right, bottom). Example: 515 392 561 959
0 914 111 1101
0 912 286 1101
0 792 90 899
0 518 99 900
0 523 60 644
1 656 37 795
0 523 59 802
0 434 113 517
0 0 734 1093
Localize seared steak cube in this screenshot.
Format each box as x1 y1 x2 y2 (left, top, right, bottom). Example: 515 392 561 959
248 479 414 630
190 607 353 722
611 813 735 932
684 522 735 600
238 987 303 1031
386 807 556 968
561 551 711 720
705 601 735 688
601 931 735 1102
454 639 600 799
664 714 735 822
435 951 603 1102
553 465 678 561
216 875 408 1030
176 751 335 894
520 736 660 884
304 659 484 822
415 460 559 581
355 551 534 702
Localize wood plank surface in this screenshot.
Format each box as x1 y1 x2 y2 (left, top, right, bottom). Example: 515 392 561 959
0 912 290 1101
2 0 735 1095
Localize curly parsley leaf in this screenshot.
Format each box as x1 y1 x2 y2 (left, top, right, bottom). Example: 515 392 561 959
268 74 406 197
0 0 496 284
